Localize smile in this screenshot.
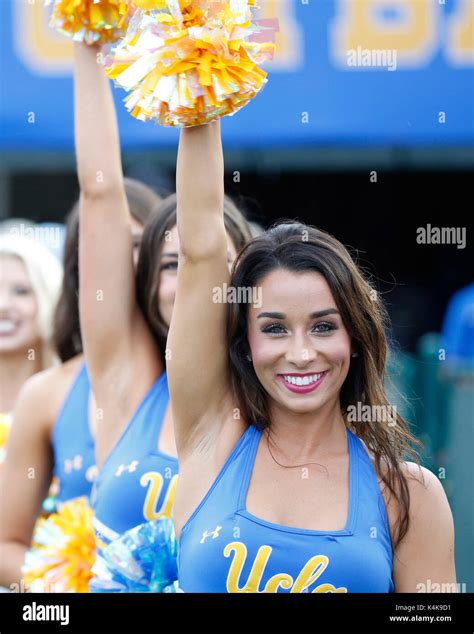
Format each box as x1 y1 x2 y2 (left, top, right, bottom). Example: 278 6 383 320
277 371 328 394
0 319 18 336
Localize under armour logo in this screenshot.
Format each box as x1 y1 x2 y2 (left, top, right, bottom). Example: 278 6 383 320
200 526 223 544
86 465 99 482
64 455 83 474
115 460 139 477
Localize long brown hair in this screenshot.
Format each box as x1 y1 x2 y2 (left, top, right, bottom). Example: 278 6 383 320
53 178 162 362
136 192 253 358
227 220 423 551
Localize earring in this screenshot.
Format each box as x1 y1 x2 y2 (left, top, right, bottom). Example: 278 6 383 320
351 352 358 358
246 354 252 362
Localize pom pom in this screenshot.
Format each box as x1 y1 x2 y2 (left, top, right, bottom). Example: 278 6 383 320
0 412 12 465
46 0 133 45
89 519 179 592
105 0 278 126
23 497 96 593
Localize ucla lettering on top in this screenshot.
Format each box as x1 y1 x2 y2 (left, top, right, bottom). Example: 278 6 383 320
223 542 348 594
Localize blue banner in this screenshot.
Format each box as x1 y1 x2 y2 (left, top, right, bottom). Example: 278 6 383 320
1 0 473 150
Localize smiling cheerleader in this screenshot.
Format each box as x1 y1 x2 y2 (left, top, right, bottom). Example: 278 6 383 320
167 126 457 593
67 0 256 590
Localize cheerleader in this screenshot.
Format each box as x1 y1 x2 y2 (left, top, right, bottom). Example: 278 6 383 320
0 234 62 466
73 41 252 573
0 187 157 589
167 121 457 593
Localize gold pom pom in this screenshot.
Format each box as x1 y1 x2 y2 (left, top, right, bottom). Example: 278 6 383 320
23 497 96 593
105 0 278 126
47 0 133 45
0 412 12 465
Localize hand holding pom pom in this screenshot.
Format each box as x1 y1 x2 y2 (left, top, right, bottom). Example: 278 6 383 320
89 519 179 592
22 497 96 593
105 0 278 126
46 0 133 45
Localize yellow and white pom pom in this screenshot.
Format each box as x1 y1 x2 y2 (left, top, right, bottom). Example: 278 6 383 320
46 0 133 45
0 412 12 465
23 497 96 593
105 0 278 127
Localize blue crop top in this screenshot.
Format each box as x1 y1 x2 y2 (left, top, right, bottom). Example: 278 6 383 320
51 363 96 503
178 425 394 593
92 371 179 553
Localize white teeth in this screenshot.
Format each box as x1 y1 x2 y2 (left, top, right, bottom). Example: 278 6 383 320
0 320 16 334
283 373 323 386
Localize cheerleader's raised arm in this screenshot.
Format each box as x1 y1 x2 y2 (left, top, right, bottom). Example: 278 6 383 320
167 122 236 459
74 43 162 467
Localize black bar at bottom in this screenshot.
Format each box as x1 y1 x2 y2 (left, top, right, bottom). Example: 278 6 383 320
0 592 471 634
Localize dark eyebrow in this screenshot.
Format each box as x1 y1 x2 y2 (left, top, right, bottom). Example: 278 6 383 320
257 308 339 319
257 312 286 319
310 309 340 318
161 252 179 258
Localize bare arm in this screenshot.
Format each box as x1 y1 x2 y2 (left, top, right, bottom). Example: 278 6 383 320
393 464 457 592
74 42 161 465
0 376 54 587
75 41 134 361
167 121 232 457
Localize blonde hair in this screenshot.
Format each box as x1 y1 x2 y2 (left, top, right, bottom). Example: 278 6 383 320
0 233 63 369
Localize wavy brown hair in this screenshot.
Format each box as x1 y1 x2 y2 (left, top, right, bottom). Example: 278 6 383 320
53 178 162 362
136 192 253 358
227 220 423 552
